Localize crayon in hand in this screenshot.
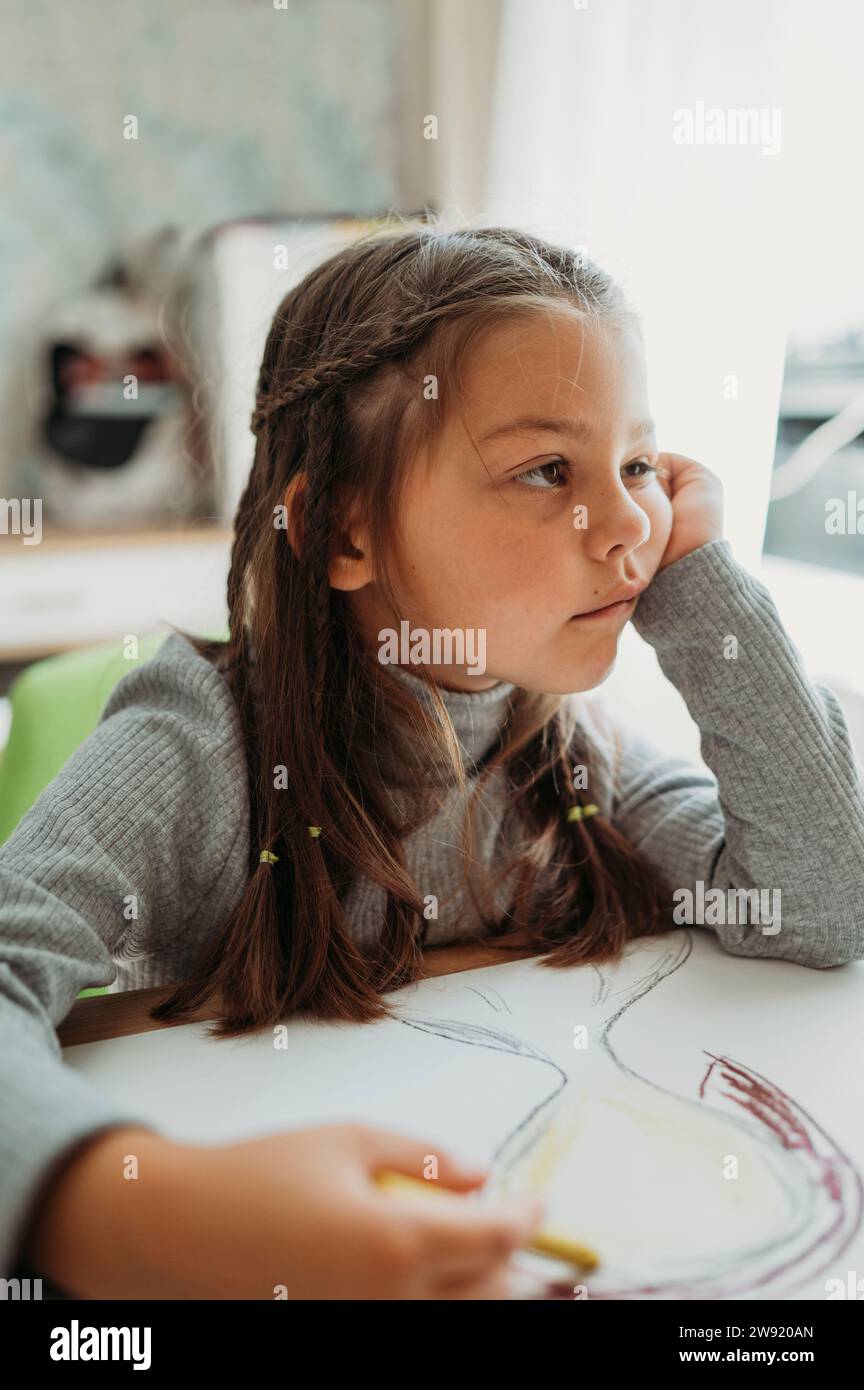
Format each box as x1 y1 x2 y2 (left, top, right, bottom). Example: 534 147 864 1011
374 1169 599 1272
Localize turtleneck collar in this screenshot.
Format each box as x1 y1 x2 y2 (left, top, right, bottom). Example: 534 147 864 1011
378 662 518 786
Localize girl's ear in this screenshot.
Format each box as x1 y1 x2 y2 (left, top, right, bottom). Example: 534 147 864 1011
281 475 374 591
328 485 375 592
281 473 308 558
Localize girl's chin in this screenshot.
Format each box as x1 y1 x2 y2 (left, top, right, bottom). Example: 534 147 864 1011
526 650 619 697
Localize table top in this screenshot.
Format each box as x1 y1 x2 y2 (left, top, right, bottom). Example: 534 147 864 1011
57 941 540 1047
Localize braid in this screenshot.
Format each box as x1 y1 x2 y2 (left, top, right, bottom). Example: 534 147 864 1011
221 462 267 862
299 397 339 733
249 302 457 436
249 344 391 435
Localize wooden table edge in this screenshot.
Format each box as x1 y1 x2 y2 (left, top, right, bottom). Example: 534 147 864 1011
58 942 541 1047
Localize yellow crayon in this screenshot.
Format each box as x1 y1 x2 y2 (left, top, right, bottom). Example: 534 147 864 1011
374 1169 599 1272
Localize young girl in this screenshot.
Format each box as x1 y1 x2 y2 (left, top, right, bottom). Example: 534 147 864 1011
4 221 863 1300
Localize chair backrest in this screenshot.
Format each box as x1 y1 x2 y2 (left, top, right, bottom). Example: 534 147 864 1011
0 630 173 844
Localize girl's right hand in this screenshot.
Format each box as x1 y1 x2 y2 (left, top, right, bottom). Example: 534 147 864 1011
168 1122 545 1300
653 451 724 572
27 1122 545 1300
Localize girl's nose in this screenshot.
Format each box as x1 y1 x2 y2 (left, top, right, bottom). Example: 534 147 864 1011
577 488 652 560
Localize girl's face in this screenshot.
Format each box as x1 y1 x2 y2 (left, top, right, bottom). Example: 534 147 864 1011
347 305 673 695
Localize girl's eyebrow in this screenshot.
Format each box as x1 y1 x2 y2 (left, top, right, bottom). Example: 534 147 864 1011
478 415 656 446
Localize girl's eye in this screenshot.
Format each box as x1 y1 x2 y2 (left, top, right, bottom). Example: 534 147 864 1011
624 457 662 481
513 459 568 490
513 457 661 490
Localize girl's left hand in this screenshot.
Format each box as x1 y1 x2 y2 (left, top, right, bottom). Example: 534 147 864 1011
654 452 724 572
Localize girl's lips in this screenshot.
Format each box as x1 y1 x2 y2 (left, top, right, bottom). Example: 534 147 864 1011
569 595 638 621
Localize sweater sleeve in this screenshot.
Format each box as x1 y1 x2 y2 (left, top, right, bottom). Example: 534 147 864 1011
606 538 864 968
0 633 249 1277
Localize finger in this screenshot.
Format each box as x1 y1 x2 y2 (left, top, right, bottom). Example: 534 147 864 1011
654 453 675 494
410 1194 546 1274
352 1125 489 1191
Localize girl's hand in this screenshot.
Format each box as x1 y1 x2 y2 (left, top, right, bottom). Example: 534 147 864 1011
654 452 724 572
156 1122 545 1300
28 1122 544 1300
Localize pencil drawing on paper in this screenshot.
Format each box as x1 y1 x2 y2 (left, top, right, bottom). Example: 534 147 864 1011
393 930 862 1300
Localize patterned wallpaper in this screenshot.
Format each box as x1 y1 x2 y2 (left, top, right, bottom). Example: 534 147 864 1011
0 0 399 493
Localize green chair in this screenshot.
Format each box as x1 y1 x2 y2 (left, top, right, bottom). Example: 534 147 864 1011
0 628 225 996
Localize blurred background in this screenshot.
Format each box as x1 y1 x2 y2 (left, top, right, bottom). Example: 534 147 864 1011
1 0 863 827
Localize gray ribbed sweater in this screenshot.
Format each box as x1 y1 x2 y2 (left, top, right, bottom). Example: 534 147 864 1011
2 537 864 1278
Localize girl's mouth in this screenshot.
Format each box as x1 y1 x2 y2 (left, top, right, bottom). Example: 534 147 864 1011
569 595 638 622
569 579 647 620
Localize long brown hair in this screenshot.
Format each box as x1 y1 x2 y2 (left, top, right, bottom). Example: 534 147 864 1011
152 216 677 1038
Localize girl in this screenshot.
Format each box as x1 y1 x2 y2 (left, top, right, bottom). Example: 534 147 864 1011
4 221 864 1300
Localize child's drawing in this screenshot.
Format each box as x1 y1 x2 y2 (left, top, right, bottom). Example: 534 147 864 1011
393 931 862 1300
65 928 862 1301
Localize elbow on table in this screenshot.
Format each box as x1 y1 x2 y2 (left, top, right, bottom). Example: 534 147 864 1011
712 915 864 970
802 933 864 969
797 902 864 968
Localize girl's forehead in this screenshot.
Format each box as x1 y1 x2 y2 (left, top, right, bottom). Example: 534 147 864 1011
459 314 646 419
468 309 639 373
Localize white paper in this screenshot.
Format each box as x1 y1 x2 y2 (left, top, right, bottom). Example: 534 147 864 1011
63 928 864 1301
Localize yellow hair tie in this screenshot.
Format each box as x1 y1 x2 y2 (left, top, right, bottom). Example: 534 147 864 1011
566 803 599 822
261 829 321 861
